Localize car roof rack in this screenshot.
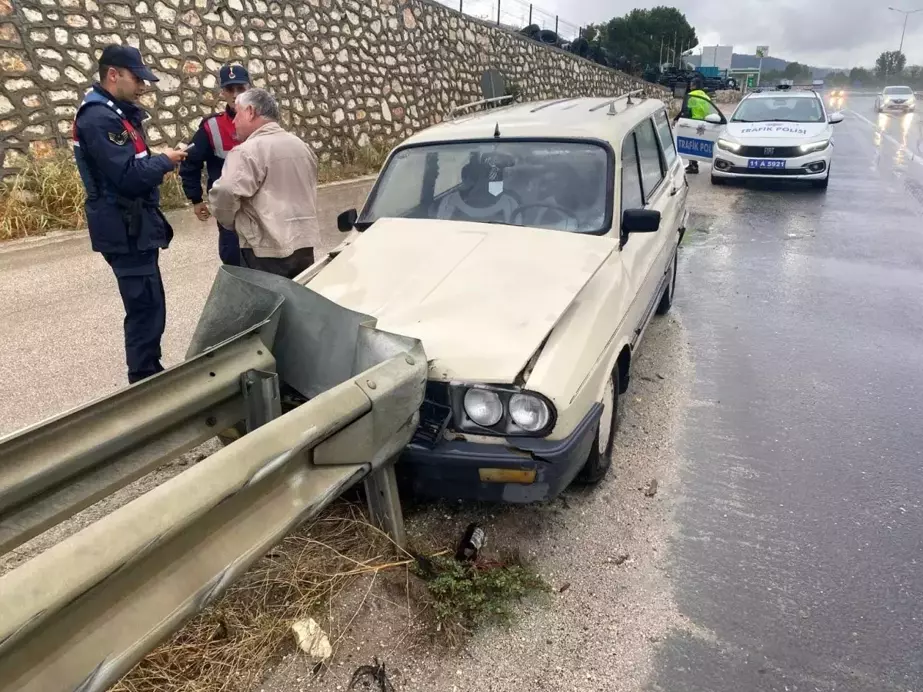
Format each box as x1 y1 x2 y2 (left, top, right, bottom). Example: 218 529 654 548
588 89 645 114
446 95 515 120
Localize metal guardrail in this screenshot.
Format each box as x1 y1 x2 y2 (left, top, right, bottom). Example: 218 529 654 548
0 325 275 556
0 268 428 692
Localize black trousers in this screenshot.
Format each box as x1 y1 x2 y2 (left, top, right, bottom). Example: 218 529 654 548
240 247 315 280
103 250 166 384
217 224 241 266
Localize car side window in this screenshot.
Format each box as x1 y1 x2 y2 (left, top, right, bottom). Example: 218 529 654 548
620 132 644 218
653 110 678 169
635 119 666 201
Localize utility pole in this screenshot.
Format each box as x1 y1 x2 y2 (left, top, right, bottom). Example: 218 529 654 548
887 6 922 83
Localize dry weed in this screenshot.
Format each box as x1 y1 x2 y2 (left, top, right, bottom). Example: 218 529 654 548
111 502 415 692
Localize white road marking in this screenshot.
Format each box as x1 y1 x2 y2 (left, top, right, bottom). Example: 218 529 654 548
846 109 923 169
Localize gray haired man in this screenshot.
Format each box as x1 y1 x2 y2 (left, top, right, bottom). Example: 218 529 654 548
209 88 319 279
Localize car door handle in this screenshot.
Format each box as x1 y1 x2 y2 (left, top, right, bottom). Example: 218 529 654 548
670 185 680 196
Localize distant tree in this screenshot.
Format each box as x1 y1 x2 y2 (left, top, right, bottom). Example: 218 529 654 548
599 6 697 69
849 66 874 85
826 71 850 86
907 65 923 86
781 61 811 81
876 50 907 80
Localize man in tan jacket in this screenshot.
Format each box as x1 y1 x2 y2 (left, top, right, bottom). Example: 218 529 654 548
209 88 319 279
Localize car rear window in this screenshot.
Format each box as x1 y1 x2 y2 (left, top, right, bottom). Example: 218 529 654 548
359 140 612 234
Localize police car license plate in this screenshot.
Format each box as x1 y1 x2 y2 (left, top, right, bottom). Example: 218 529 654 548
748 159 785 170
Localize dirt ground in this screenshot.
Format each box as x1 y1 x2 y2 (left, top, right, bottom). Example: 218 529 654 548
259 313 694 692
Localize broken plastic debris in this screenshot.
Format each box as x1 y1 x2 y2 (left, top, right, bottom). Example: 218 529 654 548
291 618 332 662
455 523 487 562
348 657 395 691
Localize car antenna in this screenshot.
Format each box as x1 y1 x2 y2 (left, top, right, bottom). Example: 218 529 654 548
607 102 618 116
493 122 500 138
626 91 634 106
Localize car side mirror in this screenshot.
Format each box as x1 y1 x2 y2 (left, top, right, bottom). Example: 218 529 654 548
705 113 722 124
828 112 844 124
622 209 661 234
337 208 358 232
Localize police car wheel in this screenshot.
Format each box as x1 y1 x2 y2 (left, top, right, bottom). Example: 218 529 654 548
711 173 727 185
812 175 830 190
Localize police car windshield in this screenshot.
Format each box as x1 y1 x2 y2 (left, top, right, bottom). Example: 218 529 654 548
732 97 826 124
359 140 611 234
884 86 913 95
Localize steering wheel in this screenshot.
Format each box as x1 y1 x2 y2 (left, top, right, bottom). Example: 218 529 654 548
510 203 580 229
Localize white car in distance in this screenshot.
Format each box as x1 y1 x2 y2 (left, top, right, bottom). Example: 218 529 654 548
875 85 916 113
675 88 844 190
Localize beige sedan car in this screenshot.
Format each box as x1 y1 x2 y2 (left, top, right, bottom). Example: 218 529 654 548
299 93 689 503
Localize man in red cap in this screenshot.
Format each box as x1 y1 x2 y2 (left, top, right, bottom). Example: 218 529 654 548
180 64 252 266
72 44 187 384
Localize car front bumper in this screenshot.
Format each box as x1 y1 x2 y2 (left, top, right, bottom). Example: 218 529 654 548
880 101 915 112
711 147 831 180
397 403 602 503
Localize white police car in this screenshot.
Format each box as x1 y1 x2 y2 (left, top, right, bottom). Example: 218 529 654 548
675 88 844 190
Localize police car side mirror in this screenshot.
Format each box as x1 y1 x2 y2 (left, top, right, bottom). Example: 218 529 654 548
337 208 358 232
828 112 844 124
704 113 722 124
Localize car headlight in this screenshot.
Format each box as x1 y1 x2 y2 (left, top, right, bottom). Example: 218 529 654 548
717 138 741 152
799 140 830 154
509 393 551 433
463 388 503 427
453 384 557 437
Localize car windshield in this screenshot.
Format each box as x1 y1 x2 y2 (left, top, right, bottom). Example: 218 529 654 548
884 86 913 95
358 140 611 234
731 96 826 123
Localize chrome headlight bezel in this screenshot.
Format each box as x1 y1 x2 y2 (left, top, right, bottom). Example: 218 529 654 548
450 383 557 437
716 138 742 153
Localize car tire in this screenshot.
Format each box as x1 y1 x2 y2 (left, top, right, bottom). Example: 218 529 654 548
656 252 677 315
711 174 727 185
574 370 619 485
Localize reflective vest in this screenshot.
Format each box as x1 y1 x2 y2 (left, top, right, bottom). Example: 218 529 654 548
687 89 713 121
203 111 239 159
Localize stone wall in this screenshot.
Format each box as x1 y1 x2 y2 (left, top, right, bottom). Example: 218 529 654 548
0 0 668 177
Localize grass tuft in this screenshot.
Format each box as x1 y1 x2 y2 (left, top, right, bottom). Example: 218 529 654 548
412 552 550 646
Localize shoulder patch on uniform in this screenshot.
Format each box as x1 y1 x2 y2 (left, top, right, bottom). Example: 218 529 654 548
108 129 130 146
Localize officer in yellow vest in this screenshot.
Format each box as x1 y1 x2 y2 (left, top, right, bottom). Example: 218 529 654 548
676 76 715 174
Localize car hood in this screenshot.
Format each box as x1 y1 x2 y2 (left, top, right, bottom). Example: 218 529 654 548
306 218 617 383
725 121 830 141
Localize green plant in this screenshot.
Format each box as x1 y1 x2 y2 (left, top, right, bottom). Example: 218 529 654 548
413 553 549 643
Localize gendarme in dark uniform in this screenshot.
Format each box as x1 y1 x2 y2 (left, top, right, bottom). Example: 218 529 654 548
72 45 187 384
179 64 252 266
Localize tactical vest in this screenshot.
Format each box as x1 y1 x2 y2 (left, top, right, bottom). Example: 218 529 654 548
72 89 150 200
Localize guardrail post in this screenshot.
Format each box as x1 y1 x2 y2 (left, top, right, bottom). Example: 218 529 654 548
364 459 406 550
242 370 282 432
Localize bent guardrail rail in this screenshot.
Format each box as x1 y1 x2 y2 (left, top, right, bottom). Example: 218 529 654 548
0 266 427 692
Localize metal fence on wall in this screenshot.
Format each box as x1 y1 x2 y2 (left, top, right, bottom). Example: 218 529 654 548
434 0 582 44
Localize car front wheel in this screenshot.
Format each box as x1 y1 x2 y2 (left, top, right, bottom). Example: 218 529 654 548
574 370 619 485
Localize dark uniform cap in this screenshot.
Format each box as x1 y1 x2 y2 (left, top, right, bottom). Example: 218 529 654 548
99 44 158 82
220 64 251 87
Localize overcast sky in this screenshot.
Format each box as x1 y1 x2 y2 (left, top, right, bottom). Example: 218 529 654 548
493 0 923 69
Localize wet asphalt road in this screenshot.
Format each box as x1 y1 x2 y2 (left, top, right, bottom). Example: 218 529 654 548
653 95 923 691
